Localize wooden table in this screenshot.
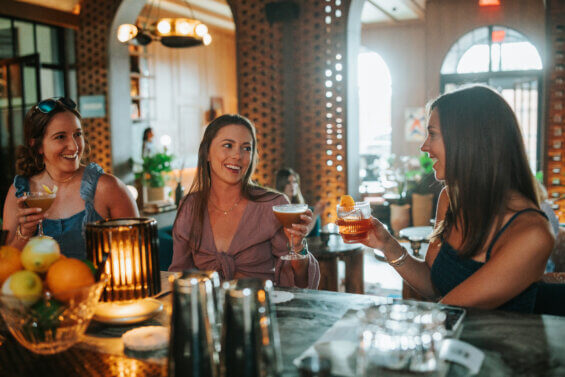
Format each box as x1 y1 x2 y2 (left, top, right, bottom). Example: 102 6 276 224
308 234 364 294
1 272 565 376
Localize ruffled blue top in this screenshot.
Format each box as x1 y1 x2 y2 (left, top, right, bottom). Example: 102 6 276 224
14 163 104 259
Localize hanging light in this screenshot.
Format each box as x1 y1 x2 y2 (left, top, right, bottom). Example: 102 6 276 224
116 0 212 48
117 24 138 43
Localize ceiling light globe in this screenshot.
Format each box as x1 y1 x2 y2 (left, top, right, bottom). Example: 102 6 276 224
176 20 192 36
203 34 212 46
117 24 138 43
157 20 172 35
195 23 208 37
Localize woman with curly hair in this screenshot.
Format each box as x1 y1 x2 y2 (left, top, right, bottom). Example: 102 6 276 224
2 98 138 258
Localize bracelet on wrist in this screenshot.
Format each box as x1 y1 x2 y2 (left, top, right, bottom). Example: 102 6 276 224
386 246 408 267
16 225 30 241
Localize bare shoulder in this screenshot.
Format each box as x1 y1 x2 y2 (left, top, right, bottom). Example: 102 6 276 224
508 210 555 245
94 173 138 217
495 210 555 261
96 173 126 192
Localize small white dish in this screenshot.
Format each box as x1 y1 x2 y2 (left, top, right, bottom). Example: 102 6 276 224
94 298 163 325
122 326 169 351
271 290 294 304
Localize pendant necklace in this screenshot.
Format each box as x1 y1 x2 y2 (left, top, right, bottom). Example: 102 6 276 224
210 197 242 215
45 168 78 184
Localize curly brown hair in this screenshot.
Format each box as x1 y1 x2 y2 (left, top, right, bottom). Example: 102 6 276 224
16 100 85 177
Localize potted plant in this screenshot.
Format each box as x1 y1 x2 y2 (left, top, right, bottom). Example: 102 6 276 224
386 155 412 236
137 152 173 203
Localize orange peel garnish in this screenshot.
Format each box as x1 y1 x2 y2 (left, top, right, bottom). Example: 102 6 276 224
339 195 355 209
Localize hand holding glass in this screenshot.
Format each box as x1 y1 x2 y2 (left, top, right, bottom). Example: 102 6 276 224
336 201 372 243
24 192 56 236
273 203 308 260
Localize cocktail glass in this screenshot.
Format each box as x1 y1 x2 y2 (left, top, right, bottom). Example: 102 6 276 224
336 201 372 244
25 192 56 236
273 204 309 260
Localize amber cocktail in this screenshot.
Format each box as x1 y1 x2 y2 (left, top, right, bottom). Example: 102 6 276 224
336 201 372 243
25 195 56 213
273 203 308 260
25 192 56 236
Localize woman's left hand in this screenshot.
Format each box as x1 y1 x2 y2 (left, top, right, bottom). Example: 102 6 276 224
283 208 313 250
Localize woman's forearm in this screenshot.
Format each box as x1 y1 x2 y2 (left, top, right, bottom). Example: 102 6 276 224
381 240 438 299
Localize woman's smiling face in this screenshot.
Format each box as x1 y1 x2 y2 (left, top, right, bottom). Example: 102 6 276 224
420 108 446 181
207 124 253 186
40 111 84 174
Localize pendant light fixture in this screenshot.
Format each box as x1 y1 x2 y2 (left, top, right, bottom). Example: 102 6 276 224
117 0 212 48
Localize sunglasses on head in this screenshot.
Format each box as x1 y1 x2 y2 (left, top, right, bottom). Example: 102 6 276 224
34 97 77 114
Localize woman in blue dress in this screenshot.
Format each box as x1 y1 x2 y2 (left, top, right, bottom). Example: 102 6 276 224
2 98 139 259
361 85 554 313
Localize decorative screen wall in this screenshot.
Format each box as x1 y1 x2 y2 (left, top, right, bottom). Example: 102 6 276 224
76 0 120 173
228 0 350 222
546 0 565 222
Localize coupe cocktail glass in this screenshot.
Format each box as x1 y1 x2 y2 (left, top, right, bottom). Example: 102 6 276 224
273 204 308 260
336 201 372 244
25 192 56 236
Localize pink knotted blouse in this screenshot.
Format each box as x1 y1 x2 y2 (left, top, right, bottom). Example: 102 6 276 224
169 190 320 289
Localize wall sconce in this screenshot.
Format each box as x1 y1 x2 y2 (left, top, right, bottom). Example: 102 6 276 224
86 218 162 324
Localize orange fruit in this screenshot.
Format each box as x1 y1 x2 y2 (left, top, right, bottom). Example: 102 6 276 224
0 246 23 285
46 258 95 302
340 195 355 209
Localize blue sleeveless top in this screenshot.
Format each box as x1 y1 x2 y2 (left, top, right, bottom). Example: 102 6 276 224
430 208 548 313
14 163 104 259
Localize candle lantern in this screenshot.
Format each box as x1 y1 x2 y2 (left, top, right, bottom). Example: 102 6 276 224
86 218 161 302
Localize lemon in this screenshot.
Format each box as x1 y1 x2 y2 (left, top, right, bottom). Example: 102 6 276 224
41 184 58 194
21 236 61 273
2 270 43 306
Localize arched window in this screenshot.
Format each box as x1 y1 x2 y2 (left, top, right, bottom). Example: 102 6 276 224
440 26 543 171
358 49 392 194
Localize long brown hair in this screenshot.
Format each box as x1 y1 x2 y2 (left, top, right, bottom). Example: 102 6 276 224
16 100 85 176
178 114 276 251
430 85 539 257
275 167 305 204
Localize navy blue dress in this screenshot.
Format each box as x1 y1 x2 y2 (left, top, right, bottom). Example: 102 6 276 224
430 208 548 313
14 163 104 259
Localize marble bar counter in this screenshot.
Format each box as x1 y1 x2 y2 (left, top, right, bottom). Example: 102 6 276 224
1 275 564 376
277 288 565 376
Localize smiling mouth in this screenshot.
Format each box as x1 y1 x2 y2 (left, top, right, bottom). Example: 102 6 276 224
61 153 78 160
225 163 241 173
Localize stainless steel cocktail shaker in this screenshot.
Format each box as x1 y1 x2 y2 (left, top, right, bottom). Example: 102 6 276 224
220 278 282 377
168 270 222 377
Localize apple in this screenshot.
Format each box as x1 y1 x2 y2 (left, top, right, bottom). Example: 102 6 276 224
21 236 61 273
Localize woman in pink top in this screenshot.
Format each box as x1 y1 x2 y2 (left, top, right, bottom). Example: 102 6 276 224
169 114 320 289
